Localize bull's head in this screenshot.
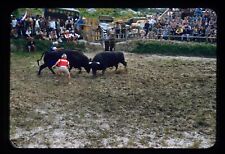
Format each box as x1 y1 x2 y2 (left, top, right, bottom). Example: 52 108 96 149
84 65 91 73
89 61 101 76
82 58 91 73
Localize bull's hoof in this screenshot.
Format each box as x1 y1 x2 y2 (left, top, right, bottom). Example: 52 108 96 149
37 71 41 76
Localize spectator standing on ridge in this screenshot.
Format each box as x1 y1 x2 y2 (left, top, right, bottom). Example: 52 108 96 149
143 20 150 38
26 37 36 52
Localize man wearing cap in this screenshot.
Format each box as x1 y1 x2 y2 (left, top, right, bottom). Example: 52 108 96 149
52 54 71 81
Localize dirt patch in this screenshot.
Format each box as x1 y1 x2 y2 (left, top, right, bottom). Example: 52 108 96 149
10 51 216 148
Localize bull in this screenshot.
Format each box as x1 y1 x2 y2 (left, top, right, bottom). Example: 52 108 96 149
89 51 127 76
37 50 91 75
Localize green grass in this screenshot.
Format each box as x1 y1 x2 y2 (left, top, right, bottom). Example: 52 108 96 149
130 40 216 58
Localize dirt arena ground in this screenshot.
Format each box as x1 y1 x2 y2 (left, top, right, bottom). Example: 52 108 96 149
10 51 216 148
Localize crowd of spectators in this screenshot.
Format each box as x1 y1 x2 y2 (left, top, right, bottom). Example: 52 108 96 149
10 13 84 47
107 8 216 43
11 8 217 51
140 8 217 42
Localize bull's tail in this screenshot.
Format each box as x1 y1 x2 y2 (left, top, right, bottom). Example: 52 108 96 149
37 51 47 66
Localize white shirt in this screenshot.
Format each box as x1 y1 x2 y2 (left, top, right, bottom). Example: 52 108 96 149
35 19 40 28
26 29 31 36
11 19 17 28
149 19 156 25
74 33 80 38
49 20 56 29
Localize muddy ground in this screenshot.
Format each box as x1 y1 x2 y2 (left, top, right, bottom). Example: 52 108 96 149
10 51 216 148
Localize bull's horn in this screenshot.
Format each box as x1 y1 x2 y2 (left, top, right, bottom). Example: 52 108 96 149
96 62 100 64
89 62 92 64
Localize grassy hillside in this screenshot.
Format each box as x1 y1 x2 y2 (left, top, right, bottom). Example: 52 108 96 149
129 40 216 58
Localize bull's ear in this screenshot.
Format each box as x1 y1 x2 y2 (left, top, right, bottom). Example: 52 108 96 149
89 62 92 64
96 62 100 65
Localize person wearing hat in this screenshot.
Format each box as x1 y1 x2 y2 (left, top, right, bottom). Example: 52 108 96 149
52 53 71 81
26 37 36 52
64 30 71 42
143 20 150 38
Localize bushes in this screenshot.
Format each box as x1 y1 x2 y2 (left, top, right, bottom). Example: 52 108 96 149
10 39 27 52
130 40 216 58
10 38 86 53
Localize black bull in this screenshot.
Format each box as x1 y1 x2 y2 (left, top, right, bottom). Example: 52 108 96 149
89 51 127 76
37 50 91 75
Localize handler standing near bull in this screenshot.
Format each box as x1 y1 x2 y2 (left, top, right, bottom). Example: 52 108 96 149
52 54 71 83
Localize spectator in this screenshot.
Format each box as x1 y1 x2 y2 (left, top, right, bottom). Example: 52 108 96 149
149 17 156 28
39 16 48 30
121 23 126 38
26 37 36 52
73 31 80 43
64 30 72 42
48 17 56 32
42 29 49 40
11 15 18 29
65 17 73 30
11 28 18 39
49 30 58 42
162 24 171 40
96 25 102 40
35 29 43 40
175 24 184 40
59 19 65 32
108 33 116 51
115 22 121 38
75 16 85 31
182 16 189 25
25 26 32 38
16 19 24 37
170 19 177 36
34 15 41 34
181 24 191 41
198 26 206 41
143 20 150 38
194 8 203 17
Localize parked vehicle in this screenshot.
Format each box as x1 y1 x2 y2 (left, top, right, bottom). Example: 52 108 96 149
44 8 80 21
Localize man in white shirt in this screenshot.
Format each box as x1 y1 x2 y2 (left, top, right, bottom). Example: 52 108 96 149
49 19 56 31
35 18 40 31
149 17 156 26
11 15 17 29
25 27 32 38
